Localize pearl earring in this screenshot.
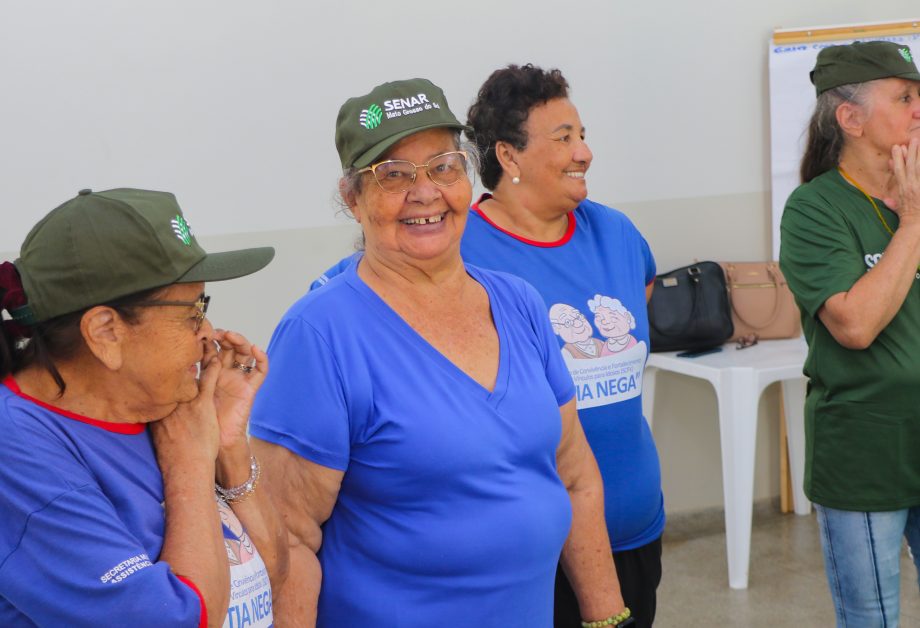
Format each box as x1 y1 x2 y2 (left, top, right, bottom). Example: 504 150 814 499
512 176 520 185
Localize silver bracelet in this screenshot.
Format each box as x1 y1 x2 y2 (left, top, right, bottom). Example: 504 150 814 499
215 455 261 504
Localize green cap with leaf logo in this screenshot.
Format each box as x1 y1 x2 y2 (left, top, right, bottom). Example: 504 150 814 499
14 188 274 322
335 78 470 170
810 41 920 96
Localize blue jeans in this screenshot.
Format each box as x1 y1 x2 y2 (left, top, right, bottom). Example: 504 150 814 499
816 504 920 627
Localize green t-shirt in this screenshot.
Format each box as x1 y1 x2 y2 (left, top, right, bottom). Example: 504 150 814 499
780 168 920 511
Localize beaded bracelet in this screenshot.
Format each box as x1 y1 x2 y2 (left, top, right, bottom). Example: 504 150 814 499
581 607 631 628
215 455 261 504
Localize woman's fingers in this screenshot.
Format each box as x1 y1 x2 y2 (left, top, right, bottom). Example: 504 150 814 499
153 356 223 463
215 329 256 371
212 330 235 370
898 140 920 218
223 330 254 357
253 344 268 372
247 344 269 388
892 144 906 179
907 138 920 172
890 144 917 218
202 337 219 365
199 356 222 399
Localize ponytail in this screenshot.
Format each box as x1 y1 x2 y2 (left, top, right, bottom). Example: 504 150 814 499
800 82 873 183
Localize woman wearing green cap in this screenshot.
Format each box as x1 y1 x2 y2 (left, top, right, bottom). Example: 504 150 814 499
780 40 920 625
0 189 286 627
250 79 631 627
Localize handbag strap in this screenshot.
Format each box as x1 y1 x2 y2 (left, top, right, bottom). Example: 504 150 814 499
650 266 704 338
725 263 783 330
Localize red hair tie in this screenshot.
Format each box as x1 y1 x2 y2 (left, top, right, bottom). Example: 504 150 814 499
0 261 33 339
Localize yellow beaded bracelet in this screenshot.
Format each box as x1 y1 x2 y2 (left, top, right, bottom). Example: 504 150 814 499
581 607 631 628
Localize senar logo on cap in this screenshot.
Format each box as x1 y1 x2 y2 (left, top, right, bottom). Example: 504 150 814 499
382 93 438 119
360 104 384 130
171 214 193 246
335 78 470 170
900 48 914 63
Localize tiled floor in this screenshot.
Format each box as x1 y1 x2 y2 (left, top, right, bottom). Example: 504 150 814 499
656 504 920 627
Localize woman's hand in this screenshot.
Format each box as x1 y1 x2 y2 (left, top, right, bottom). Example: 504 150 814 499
884 139 920 220
207 330 269 452
151 355 222 471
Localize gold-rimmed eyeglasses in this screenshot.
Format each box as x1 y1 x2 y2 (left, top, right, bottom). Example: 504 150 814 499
358 150 469 194
135 293 211 332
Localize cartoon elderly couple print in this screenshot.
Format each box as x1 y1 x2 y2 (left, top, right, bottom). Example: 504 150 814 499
550 294 638 360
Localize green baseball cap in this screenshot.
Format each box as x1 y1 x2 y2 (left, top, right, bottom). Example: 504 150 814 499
810 41 920 96
13 188 274 323
334 78 470 170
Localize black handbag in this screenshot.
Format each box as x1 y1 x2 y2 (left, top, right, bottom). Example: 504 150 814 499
647 261 734 353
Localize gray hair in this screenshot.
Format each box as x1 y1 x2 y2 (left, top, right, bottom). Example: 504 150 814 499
587 294 636 330
800 80 877 183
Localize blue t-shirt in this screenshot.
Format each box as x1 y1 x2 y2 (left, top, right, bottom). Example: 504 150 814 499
250 262 575 625
0 377 204 627
461 196 664 551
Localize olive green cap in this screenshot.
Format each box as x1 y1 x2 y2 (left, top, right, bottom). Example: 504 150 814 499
334 78 470 170
14 188 274 323
811 41 920 96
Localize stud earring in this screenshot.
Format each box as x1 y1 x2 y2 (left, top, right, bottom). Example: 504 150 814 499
511 176 520 185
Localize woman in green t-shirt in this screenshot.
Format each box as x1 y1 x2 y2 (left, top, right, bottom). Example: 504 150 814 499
779 41 920 626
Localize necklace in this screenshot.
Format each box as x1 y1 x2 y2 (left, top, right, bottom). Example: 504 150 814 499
837 167 894 235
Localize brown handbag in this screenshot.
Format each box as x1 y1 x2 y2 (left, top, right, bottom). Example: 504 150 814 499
718 262 801 341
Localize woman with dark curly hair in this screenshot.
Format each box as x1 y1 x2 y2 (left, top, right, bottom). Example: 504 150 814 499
461 64 663 628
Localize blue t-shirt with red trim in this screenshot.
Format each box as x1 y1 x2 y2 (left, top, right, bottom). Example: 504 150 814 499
251 262 575 625
461 196 664 551
0 376 207 627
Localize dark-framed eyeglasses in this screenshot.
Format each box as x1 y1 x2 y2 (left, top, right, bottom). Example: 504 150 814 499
358 150 469 194
735 333 759 350
135 293 210 332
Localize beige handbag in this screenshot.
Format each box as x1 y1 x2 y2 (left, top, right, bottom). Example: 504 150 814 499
718 262 801 342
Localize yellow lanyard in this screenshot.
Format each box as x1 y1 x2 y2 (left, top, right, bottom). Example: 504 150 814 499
838 167 920 274
837 167 895 235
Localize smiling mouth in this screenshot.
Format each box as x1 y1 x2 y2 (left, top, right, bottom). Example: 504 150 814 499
400 213 446 225
565 171 586 179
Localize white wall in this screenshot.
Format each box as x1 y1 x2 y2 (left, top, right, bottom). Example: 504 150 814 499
4 1 918 514
5 1 916 250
